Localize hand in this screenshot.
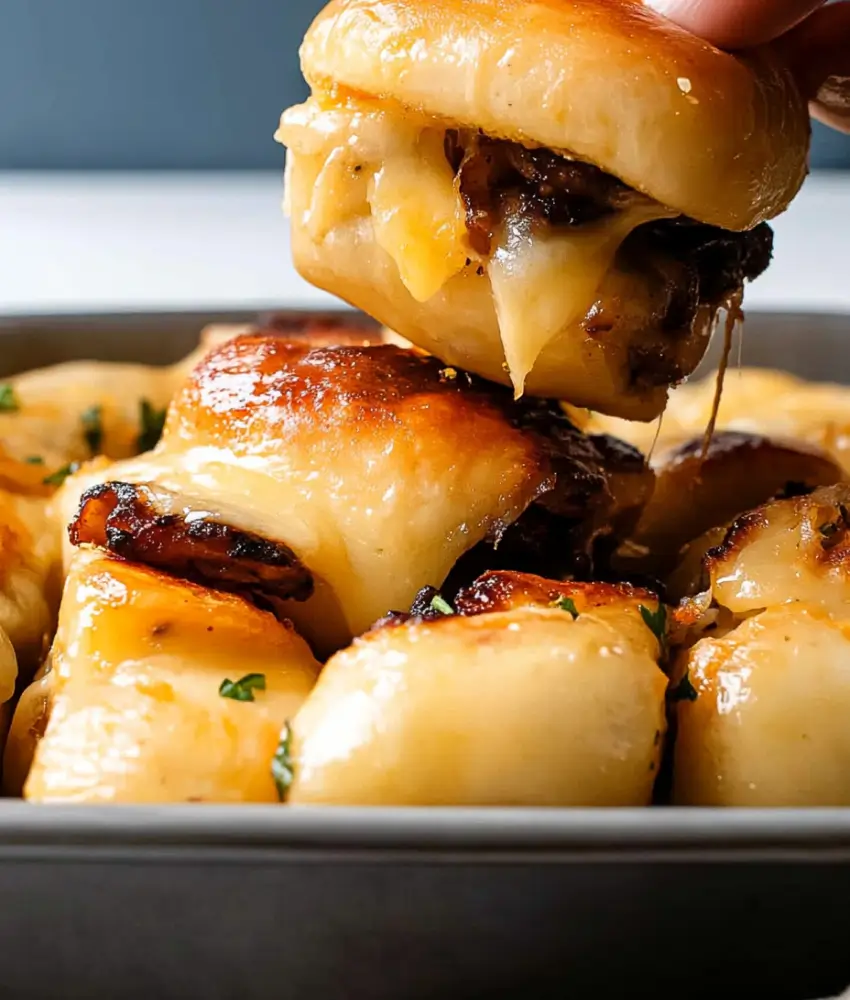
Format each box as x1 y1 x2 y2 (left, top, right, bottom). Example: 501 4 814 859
647 0 850 132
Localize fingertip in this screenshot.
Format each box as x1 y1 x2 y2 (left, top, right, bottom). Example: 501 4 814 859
777 2 850 104
645 0 827 49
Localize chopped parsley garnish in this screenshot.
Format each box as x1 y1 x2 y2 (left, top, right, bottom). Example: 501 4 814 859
137 398 167 452
80 404 104 455
218 672 267 702
42 462 80 487
639 602 668 656
0 384 19 413
24 455 44 465
669 669 699 703
272 722 295 802
429 594 455 616
556 596 579 619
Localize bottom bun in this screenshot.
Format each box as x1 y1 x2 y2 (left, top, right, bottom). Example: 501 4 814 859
290 208 718 422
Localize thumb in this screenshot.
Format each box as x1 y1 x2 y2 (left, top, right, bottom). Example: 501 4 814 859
775 2 850 132
645 0 827 48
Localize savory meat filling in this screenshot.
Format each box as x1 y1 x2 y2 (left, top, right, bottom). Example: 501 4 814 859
445 129 774 335
280 95 779 411
445 130 636 247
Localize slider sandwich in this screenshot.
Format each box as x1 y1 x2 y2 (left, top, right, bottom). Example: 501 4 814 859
277 0 809 419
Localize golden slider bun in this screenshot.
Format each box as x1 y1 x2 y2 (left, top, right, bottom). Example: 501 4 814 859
591 367 850 475
288 572 667 806
3 664 51 796
673 603 850 806
59 335 650 657
302 0 809 229
0 489 61 685
671 485 850 805
23 552 320 804
625 431 845 575
288 211 716 419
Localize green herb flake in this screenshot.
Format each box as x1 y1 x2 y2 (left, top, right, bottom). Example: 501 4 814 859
137 398 168 453
669 669 699 703
820 521 840 538
429 594 455 616
0 384 19 413
81 404 104 455
218 672 267 702
555 596 579 619
42 462 80 487
24 455 44 465
639 603 667 648
272 722 295 802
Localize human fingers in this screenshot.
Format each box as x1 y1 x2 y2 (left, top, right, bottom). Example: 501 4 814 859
645 0 827 48
775 1 850 132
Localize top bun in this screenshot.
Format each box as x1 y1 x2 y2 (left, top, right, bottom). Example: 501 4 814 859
300 0 810 230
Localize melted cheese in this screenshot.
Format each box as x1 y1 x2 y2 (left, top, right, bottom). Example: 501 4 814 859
57 404 545 658
489 202 675 398
277 96 674 396
368 128 470 302
24 552 320 804
279 98 472 302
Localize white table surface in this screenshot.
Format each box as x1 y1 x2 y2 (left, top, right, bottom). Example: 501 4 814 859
0 170 847 316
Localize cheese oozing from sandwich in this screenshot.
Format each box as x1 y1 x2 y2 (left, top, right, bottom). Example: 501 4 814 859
277 95 674 397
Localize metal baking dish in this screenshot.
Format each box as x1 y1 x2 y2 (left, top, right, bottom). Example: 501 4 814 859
0 310 849 1000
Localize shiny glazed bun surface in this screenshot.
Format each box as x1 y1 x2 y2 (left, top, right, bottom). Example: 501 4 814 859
59 335 651 656
300 0 809 229
671 485 850 806
288 572 667 806
22 552 320 804
625 430 845 575
280 0 804 414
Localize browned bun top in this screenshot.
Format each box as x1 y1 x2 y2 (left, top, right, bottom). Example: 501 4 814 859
168 336 651 578
301 0 810 229
170 335 556 466
453 570 659 617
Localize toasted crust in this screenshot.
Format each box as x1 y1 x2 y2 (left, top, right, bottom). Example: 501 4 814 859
288 580 667 806
453 569 659 617
70 481 314 607
629 431 845 572
63 338 649 654
672 604 850 806
23 553 320 804
301 0 809 229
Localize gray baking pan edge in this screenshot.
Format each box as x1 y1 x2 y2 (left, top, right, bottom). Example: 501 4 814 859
0 804 847 863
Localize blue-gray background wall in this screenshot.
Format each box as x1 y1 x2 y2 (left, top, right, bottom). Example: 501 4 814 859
0 0 847 170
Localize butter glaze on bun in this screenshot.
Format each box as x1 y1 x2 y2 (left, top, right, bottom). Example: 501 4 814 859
280 0 809 415
301 0 809 230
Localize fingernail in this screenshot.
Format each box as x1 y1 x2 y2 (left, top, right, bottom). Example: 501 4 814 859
816 75 850 115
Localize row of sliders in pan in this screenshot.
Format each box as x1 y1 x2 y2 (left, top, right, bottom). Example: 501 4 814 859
0 0 837 806
2 314 850 806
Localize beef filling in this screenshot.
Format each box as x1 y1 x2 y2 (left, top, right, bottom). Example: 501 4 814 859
445 130 773 316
